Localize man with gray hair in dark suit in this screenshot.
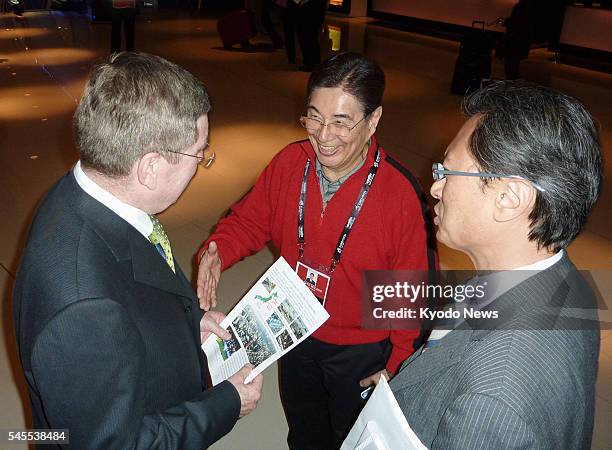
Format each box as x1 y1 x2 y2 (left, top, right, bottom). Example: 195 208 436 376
390 80 602 449
13 52 263 449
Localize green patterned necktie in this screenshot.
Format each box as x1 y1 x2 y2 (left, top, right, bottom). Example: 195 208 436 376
148 216 175 273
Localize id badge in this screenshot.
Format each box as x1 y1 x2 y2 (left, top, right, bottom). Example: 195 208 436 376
296 260 331 306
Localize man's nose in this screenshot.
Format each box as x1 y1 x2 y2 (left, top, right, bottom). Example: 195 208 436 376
316 122 334 141
430 178 445 200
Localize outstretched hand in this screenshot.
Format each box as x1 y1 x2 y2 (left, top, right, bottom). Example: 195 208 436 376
197 241 221 311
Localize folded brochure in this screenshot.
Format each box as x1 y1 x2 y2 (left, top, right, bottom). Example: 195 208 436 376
202 257 330 384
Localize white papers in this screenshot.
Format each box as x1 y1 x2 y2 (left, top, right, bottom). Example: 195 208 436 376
353 422 389 450
202 257 330 385
341 376 428 450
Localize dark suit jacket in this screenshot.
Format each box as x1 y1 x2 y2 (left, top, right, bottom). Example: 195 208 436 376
390 256 599 449
13 171 240 449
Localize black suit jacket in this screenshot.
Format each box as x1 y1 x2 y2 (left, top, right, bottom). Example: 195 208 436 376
13 171 240 449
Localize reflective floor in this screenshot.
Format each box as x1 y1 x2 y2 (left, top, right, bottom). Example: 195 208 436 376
0 7 610 449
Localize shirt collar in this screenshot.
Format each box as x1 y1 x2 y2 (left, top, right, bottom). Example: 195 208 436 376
73 161 153 239
314 154 366 186
473 250 565 308
514 250 564 271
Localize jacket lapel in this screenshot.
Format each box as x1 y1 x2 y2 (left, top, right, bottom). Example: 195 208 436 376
465 255 576 338
128 227 197 300
66 171 197 300
392 256 586 393
391 327 474 391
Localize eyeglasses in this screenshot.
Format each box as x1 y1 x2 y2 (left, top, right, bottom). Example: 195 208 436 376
432 163 546 192
299 115 367 138
167 144 215 168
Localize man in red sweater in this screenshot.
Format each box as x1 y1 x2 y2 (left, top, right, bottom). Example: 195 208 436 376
197 52 437 449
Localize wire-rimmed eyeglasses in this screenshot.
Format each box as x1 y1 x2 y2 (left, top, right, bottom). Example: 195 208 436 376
299 115 367 138
432 163 546 193
167 144 215 168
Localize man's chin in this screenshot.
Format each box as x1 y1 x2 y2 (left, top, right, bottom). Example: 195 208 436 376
315 151 340 166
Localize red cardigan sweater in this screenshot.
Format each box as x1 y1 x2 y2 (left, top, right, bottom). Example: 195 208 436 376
199 136 436 373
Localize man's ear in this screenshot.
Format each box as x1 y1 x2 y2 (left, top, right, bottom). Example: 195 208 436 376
493 180 536 222
136 152 161 190
367 106 383 135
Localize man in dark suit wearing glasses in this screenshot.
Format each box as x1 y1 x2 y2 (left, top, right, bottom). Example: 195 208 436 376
13 52 262 449
391 81 602 449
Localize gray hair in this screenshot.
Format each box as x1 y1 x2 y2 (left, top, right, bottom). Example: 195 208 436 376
74 52 211 177
463 80 602 252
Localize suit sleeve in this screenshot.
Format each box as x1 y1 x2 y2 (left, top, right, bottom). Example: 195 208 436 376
385 174 437 374
30 298 240 450
197 155 280 270
431 394 537 449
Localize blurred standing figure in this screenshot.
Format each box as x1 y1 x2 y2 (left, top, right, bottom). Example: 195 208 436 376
261 0 284 48
503 0 536 79
247 0 283 48
8 0 25 16
111 0 137 53
280 0 327 70
277 0 297 63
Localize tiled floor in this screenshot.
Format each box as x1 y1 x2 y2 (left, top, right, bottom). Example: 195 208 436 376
0 7 610 449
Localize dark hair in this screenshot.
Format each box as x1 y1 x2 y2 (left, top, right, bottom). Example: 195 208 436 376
306 52 385 116
462 80 602 251
75 52 211 177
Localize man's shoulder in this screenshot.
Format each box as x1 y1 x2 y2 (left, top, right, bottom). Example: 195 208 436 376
24 172 103 257
376 152 428 204
466 259 599 379
396 320 596 395
457 323 598 406
380 152 420 185
504 257 599 338
22 173 83 258
15 172 127 324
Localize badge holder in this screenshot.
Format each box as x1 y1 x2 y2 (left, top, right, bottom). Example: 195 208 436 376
296 259 331 306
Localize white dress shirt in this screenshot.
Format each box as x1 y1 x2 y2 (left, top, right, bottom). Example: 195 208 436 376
73 161 153 239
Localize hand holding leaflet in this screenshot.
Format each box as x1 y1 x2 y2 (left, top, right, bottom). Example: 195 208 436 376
202 257 330 384
227 364 263 417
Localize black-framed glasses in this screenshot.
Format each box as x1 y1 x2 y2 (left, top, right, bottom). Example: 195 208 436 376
167 144 215 168
299 114 367 138
432 163 546 193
